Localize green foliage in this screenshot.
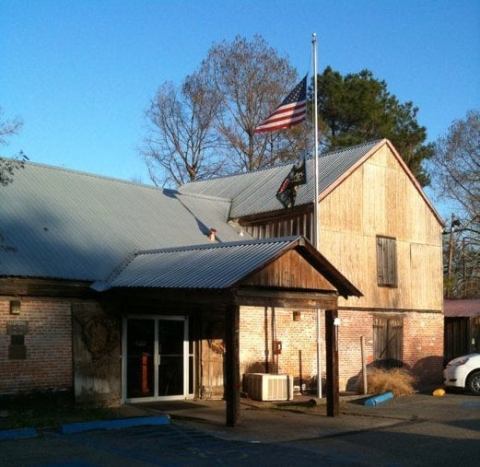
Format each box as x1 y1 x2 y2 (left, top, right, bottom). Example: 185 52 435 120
0 151 27 186
315 67 433 186
0 106 26 186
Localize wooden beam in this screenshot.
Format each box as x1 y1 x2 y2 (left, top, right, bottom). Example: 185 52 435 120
0 277 93 298
325 308 340 417
225 304 240 427
235 287 338 310
111 288 234 308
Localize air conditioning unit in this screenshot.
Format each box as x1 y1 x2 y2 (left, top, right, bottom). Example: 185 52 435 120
243 373 294 401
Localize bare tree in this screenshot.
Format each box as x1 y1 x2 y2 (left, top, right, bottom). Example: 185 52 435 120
433 110 480 297
142 72 224 187
0 107 26 186
444 221 480 298
199 35 308 172
432 110 479 221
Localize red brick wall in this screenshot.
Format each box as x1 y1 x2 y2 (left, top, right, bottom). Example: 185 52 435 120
239 306 444 392
338 310 374 391
0 298 73 394
0 298 444 396
402 311 444 385
240 307 323 389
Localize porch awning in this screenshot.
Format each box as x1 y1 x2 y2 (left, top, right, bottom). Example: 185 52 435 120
91 236 361 299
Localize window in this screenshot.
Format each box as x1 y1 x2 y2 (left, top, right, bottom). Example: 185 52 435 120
376 236 398 287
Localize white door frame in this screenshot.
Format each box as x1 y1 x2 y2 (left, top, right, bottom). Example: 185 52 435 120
122 315 193 403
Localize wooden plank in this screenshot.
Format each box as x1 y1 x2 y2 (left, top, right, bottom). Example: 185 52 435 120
388 238 398 286
235 288 338 310
325 308 339 417
242 250 337 291
72 303 121 405
373 317 388 360
111 288 234 308
0 277 93 298
387 318 403 365
376 237 385 285
225 304 240 427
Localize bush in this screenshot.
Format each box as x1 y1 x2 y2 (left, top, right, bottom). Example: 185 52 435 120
366 368 416 396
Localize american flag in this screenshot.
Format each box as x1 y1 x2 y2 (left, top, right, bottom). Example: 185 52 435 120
254 75 307 133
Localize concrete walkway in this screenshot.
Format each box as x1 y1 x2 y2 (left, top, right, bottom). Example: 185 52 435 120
135 397 416 443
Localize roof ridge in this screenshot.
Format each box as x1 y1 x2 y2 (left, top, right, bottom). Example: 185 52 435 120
16 158 168 193
177 191 232 203
135 235 301 256
180 139 384 187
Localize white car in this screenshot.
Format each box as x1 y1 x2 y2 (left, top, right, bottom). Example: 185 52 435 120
444 353 480 395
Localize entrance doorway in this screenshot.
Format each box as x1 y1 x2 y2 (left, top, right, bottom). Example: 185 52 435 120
123 316 193 402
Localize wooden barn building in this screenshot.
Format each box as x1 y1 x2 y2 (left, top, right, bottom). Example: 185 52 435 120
0 139 444 423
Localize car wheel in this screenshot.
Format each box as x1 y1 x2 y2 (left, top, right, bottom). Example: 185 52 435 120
467 371 480 395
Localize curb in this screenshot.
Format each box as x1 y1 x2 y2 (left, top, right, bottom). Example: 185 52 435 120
60 415 171 434
0 427 38 441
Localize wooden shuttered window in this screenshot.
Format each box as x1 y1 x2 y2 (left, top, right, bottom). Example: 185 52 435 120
373 316 403 368
376 236 398 287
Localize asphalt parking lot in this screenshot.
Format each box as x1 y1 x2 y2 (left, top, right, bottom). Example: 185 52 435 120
0 423 357 467
0 392 479 466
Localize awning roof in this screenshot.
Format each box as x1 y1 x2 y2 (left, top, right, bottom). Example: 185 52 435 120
444 299 480 318
92 236 362 299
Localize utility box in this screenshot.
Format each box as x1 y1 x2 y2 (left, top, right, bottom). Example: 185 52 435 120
243 373 294 401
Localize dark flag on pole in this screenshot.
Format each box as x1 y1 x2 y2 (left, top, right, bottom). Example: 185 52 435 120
255 75 308 133
276 157 307 209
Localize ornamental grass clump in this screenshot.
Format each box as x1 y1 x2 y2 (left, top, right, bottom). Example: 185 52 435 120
367 368 416 396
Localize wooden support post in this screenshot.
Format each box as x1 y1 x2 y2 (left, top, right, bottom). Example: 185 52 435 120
225 304 240 427
325 308 339 417
361 336 368 395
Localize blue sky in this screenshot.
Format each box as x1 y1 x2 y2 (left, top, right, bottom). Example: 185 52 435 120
1 0 479 215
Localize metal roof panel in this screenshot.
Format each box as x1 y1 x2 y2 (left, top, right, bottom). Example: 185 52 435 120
179 141 382 218
0 162 244 281
93 237 298 290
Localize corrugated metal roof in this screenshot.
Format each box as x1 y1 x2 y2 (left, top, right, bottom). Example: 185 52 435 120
444 299 480 318
93 237 299 291
0 162 246 281
179 140 382 218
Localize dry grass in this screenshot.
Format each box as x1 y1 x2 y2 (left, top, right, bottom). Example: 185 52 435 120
366 368 416 396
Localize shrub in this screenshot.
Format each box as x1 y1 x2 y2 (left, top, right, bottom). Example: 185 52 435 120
366 368 416 396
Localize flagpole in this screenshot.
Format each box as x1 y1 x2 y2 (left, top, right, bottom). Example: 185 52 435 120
312 32 322 399
312 33 319 250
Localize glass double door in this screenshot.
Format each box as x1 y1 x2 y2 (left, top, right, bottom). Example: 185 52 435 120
125 316 192 401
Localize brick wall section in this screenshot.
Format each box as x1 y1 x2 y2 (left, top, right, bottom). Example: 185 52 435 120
240 306 325 389
338 310 374 391
239 306 444 391
402 311 444 385
0 298 72 394
0 299 444 396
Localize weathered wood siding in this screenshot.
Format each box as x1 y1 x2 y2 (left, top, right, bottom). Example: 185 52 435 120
72 302 122 406
240 143 443 312
243 250 336 292
316 144 443 311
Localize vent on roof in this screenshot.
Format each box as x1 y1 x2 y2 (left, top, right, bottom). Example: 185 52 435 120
208 228 217 241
